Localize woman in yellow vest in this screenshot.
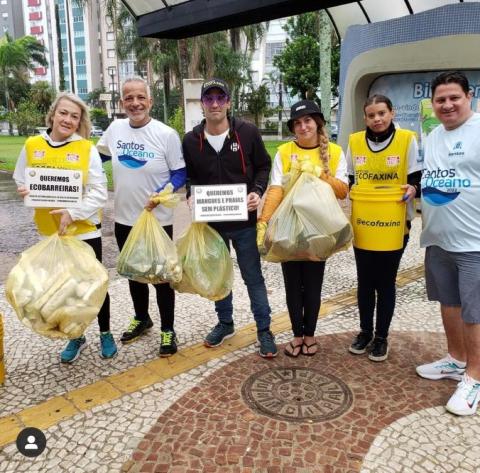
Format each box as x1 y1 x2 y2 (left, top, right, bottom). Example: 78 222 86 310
257 100 348 357
347 94 421 362
13 92 117 363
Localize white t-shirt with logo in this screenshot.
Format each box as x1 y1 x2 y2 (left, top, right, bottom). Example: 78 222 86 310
97 118 184 226
420 112 480 251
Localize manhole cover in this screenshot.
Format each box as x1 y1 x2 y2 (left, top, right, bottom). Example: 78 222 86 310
242 367 353 423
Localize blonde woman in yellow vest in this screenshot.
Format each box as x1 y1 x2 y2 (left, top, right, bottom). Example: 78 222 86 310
257 100 348 357
13 92 117 363
346 94 422 362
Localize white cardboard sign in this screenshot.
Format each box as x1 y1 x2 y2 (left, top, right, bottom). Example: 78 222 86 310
192 184 248 222
24 167 83 208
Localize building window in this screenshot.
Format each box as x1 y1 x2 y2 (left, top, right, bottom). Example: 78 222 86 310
73 15 83 22
106 32 115 41
29 11 42 20
2 12 8 18
30 25 43 35
0 0 7 5
107 49 115 58
265 42 284 65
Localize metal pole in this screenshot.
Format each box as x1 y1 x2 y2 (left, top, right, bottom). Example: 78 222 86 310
110 72 116 120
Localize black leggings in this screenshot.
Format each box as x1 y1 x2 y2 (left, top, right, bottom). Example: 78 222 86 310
114 222 175 331
353 235 408 339
281 261 326 337
84 237 110 333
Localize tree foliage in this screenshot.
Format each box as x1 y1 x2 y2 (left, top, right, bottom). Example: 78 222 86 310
243 82 270 127
167 106 185 139
273 12 340 100
0 33 47 133
8 101 43 136
29 81 55 116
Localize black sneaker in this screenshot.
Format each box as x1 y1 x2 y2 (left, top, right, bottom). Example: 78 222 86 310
349 331 373 355
159 330 177 357
368 337 389 362
120 317 153 344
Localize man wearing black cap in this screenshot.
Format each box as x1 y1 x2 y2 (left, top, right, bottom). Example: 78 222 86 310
182 78 277 358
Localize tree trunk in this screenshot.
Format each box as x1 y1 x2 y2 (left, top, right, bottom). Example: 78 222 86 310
188 36 201 78
162 67 171 123
229 28 241 52
177 39 189 104
319 10 332 134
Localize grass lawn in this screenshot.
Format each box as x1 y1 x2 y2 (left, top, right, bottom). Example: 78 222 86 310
0 136 113 189
0 136 285 190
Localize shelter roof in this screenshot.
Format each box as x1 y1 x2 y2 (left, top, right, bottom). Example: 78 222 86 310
120 0 472 39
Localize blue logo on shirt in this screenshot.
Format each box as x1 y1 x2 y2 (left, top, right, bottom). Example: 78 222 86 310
118 155 148 168
422 167 470 206
116 140 154 169
422 187 460 206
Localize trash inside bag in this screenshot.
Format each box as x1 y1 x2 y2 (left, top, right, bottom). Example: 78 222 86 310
117 209 182 284
263 172 352 262
6 234 108 339
173 223 233 301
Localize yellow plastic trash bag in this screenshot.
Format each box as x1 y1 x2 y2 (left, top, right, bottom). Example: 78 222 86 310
173 223 233 301
149 183 180 209
117 209 182 284
5 234 108 340
263 172 353 262
0 312 4 385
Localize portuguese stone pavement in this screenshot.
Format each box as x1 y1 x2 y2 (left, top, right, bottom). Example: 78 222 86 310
0 171 479 472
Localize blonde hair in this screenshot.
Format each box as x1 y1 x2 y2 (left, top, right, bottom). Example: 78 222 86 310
311 115 330 174
46 92 91 139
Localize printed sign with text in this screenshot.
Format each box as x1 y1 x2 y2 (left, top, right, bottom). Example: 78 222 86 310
24 167 83 208
192 184 248 222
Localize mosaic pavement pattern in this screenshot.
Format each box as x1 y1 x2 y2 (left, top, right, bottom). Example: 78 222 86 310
1 218 479 472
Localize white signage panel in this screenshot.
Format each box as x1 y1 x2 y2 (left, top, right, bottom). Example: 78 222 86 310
24 167 83 208
192 184 248 222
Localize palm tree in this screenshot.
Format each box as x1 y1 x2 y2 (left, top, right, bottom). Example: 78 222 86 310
0 33 47 133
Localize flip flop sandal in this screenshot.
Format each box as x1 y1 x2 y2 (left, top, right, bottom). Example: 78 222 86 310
301 342 318 356
284 341 303 358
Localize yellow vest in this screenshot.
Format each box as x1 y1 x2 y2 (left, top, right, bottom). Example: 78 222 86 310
278 141 342 176
348 129 415 186
25 135 98 236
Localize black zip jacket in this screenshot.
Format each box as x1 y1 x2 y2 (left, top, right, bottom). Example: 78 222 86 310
182 117 271 232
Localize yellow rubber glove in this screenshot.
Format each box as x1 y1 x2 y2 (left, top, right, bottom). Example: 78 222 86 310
149 183 180 208
256 221 268 254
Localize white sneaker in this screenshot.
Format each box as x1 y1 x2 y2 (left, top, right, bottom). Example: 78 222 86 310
416 355 465 381
446 374 480 416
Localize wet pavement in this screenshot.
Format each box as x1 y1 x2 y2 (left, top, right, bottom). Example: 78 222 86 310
1 169 479 473
0 171 188 283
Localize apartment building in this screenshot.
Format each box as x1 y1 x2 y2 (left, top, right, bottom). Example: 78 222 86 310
0 0 25 38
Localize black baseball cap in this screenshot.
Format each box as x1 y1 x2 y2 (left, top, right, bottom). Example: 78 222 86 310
201 78 230 98
287 100 325 132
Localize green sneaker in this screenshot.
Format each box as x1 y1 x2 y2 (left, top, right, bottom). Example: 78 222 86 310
60 336 86 363
159 330 177 357
120 317 153 344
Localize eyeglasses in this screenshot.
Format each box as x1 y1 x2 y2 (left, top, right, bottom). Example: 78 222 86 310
201 94 229 106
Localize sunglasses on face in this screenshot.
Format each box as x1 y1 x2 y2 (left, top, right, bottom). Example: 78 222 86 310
202 94 229 106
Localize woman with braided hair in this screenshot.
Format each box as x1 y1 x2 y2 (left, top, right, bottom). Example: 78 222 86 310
257 100 348 357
